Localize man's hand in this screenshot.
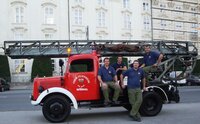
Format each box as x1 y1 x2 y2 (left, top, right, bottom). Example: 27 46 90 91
101 82 107 89
116 68 120 72
143 87 147 91
121 83 126 89
153 63 158 67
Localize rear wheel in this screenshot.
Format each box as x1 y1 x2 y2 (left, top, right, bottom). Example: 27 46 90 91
42 95 71 123
139 91 163 116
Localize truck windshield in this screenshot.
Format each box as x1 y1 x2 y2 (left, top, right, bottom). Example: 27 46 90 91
69 59 94 73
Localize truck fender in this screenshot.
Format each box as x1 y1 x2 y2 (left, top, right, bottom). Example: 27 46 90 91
31 87 78 109
145 86 169 103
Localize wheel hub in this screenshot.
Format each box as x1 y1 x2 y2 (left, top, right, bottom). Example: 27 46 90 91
146 99 156 111
50 102 64 115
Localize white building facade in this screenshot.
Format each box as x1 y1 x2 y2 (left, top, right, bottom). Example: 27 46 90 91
0 0 199 82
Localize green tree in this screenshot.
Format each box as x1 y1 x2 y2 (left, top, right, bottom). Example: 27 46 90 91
31 57 53 79
0 55 10 81
192 59 200 75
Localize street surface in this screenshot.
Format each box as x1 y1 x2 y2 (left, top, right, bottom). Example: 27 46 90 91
0 86 200 124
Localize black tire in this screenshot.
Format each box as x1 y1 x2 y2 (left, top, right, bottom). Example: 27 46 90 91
42 95 71 123
175 94 180 103
139 91 163 116
123 104 132 111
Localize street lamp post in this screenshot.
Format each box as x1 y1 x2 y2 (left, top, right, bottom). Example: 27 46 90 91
150 0 153 41
68 0 71 40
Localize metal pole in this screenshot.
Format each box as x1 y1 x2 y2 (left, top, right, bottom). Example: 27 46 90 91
68 0 71 40
86 25 89 41
150 0 153 41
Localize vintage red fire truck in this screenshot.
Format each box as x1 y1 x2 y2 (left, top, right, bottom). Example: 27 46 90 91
4 40 198 122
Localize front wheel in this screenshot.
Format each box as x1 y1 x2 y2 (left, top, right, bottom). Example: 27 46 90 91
139 91 163 116
42 95 71 123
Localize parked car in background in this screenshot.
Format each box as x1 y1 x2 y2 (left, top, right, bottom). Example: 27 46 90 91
186 75 200 86
0 78 10 92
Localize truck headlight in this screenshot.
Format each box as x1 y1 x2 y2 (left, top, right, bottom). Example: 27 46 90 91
38 86 44 93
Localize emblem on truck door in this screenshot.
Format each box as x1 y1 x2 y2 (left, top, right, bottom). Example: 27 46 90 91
72 75 90 91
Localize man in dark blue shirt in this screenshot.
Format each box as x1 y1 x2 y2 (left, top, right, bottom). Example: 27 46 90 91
112 56 127 85
98 58 121 105
141 44 163 68
121 60 146 122
141 44 163 82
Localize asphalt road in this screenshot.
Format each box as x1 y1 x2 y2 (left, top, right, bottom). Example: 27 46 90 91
0 86 200 111
0 86 200 124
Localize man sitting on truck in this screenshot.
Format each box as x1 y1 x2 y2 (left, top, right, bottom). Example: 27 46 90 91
98 57 121 106
140 44 163 82
111 56 127 86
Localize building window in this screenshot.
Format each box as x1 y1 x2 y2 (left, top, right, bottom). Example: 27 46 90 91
97 10 106 27
191 23 197 28
15 7 24 23
75 0 82 3
144 16 150 30
74 8 83 25
123 0 130 9
143 2 149 11
98 0 105 6
175 5 181 15
51 59 56 71
44 7 54 24
160 3 166 8
14 32 24 40
15 59 25 73
175 22 183 29
45 33 53 39
160 20 166 28
123 13 131 29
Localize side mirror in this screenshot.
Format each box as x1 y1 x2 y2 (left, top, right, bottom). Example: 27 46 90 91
59 59 64 67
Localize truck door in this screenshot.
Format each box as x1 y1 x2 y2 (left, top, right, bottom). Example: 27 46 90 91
67 58 100 101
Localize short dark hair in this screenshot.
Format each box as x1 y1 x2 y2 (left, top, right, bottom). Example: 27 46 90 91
133 60 139 64
104 57 110 62
144 44 151 47
118 55 122 58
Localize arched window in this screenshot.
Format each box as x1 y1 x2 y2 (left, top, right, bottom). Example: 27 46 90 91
98 0 105 6
74 8 83 25
143 16 150 30
123 0 130 9
123 13 131 29
15 6 24 23
97 10 106 27
44 6 54 24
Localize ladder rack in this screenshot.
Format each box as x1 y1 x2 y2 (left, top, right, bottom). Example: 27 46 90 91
3 40 198 58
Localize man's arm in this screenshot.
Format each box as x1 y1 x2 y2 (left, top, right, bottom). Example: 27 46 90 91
97 75 104 85
114 75 118 83
157 54 163 65
140 64 145 68
142 78 146 90
120 74 125 89
116 65 127 72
